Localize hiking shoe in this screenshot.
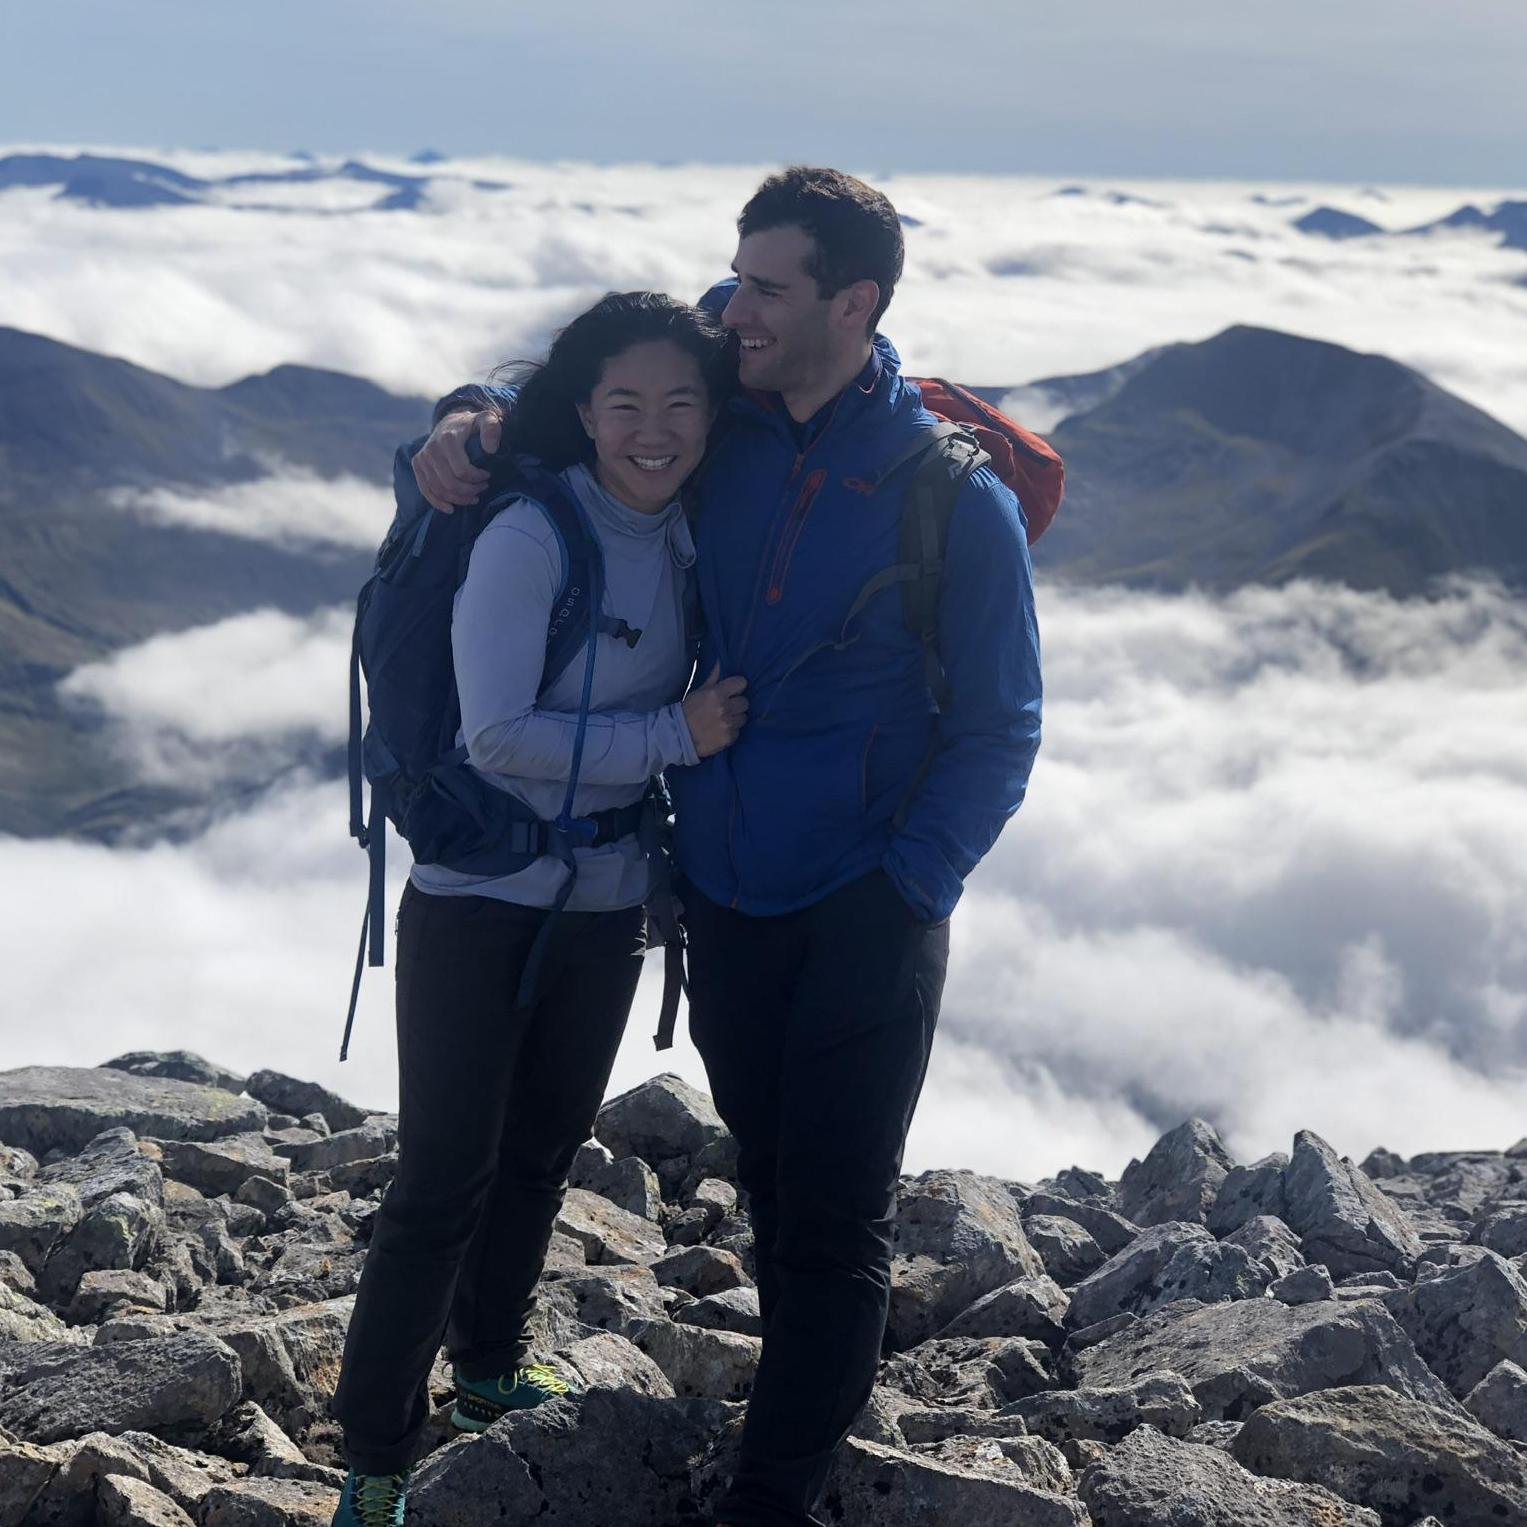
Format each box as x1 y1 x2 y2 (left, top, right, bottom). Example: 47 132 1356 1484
452 1363 577 1430
332 1469 409 1527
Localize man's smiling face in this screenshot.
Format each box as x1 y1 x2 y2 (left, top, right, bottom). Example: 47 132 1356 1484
722 224 837 398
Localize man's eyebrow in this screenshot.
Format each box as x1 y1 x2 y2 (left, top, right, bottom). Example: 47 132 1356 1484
731 264 786 294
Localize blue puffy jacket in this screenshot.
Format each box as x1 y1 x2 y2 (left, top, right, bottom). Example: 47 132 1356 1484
432 328 1041 924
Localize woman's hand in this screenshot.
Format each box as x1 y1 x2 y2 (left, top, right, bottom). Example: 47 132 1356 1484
683 664 749 757
412 408 501 513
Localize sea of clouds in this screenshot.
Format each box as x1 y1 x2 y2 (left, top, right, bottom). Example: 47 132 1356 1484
4 151 1527 1178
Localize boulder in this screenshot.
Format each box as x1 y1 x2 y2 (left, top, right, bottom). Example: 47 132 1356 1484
199 1477 339 1526
1022 1191 1138 1255
2 1278 81 1342
1231 1384 1527 1526
537 1264 671 1342
1474 1205 1527 1259
1463 1358 1527 1443
594 1074 725 1166
1078 1422 1382 1526
1022 1215 1107 1284
408 1388 730 1527
38 1128 164 1209
198 1297 352 1434
1117 1118 1235 1228
555 1187 666 1266
39 1191 164 1303
888 1170 1046 1349
97 1473 197 1526
1383 1249 1527 1398
881 1336 1053 1411
100 1052 245 1094
820 1436 1088 1527
1071 1295 1457 1422
233 1175 293 1218
650 1243 749 1298
0 1067 266 1156
278 1121 394 1174
896 1407 1030 1445
1065 1221 1267 1329
1221 1214 1306 1282
630 1317 760 1401
1008 1371 1202 1445
674 1285 763 1338
571 1151 663 1220
1281 1130 1423 1279
196 1400 308 1469
66 1267 168 1323
241 1072 369 1132
0 1183 82 1276
935 1274 1069 1345
552 1329 675 1398
152 1134 289 1197
1207 1153 1290 1236
1269 1263 1334 1305
0 1331 242 1442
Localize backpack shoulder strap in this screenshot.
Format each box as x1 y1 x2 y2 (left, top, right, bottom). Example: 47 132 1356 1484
896 427 989 711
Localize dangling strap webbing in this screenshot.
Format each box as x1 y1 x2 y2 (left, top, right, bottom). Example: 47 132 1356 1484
340 789 385 1061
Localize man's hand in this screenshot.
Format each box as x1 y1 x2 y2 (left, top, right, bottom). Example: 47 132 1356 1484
682 664 749 758
412 408 501 513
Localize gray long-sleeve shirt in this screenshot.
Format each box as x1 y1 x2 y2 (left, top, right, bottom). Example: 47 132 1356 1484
410 462 699 910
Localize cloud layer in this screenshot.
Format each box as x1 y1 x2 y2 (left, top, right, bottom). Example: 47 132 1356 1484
24 579 1527 1180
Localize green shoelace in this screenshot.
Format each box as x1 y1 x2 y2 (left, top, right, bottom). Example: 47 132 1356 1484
352 1471 408 1526
506 1362 571 1397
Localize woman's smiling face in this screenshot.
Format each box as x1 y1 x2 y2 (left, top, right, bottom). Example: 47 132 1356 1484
578 339 713 513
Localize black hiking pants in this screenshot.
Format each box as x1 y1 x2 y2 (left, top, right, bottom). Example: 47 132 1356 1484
684 870 950 1527
331 882 644 1475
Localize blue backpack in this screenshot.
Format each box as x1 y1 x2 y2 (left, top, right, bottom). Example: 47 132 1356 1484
343 431 686 1060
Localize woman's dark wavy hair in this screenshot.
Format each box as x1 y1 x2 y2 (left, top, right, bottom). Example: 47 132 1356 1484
495 291 734 469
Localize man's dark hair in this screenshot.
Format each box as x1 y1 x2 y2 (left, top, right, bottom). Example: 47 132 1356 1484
495 291 733 468
738 166 904 330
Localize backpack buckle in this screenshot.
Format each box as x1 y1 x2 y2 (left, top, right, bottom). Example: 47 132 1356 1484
551 813 599 854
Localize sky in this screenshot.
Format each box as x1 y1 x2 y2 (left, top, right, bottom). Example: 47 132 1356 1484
2 2 1526 184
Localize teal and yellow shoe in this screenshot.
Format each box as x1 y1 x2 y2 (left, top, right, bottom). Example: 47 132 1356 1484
332 1469 409 1527
451 1363 577 1431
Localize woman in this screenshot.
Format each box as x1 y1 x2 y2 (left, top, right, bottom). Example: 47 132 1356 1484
330 292 745 1527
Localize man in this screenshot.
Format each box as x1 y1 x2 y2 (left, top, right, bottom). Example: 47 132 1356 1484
413 166 1041 1527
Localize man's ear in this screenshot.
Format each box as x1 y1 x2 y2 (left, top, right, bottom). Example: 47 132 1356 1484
835 278 881 334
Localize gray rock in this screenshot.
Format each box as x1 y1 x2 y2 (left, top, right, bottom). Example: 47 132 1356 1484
1221 1214 1306 1282
196 1400 308 1468
936 1274 1069 1345
1207 1153 1289 1236
1079 1422 1382 1526
882 1335 1054 1411
1475 1205 1527 1259
991 1434 1073 1494
0 1433 66 1523
0 1246 38 1295
322 1154 397 1197
594 1073 725 1166
241 1071 369 1132
94 1312 181 1343
674 1285 763 1338
1009 1371 1202 1445
66 1267 167 1323
2 1279 81 1342
296 1113 330 1137
553 1329 675 1398
0 1331 242 1442
1282 1129 1423 1279
888 1170 1046 1349
1231 1384 1527 1526
651 1243 749 1297
1385 1249 1527 1399
630 1316 760 1401
822 1436 1088 1526
1022 1191 1138 1255
1023 1214 1107 1284
278 1121 394 1173
233 1175 293 1217
555 1187 666 1266
100 1052 245 1095
40 1191 164 1304
664 1204 711 1246
1186 1419 1244 1450
409 1387 729 1527
197 1297 352 1434
572 1151 663 1220
1066 1221 1267 1329
1117 1118 1235 1228
0 1183 82 1276
0 1067 267 1156
199 1477 338 1525
691 1176 738 1216
151 1134 289 1197
538 1264 671 1341
1072 1295 1457 1421
1360 1145 1408 1179
1269 1263 1334 1304
94 1429 240 1513
849 1384 913 1446
896 1406 1030 1444
97 1473 197 1527
38 1128 164 1210
1464 1358 1527 1443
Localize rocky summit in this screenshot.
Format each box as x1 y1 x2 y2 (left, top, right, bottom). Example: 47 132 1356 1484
1 1064 1525 1527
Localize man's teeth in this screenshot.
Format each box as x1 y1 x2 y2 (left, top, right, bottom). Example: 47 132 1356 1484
740 338 773 350
632 456 678 472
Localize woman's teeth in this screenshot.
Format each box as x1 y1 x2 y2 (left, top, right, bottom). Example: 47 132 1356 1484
632 456 678 472
740 338 773 350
